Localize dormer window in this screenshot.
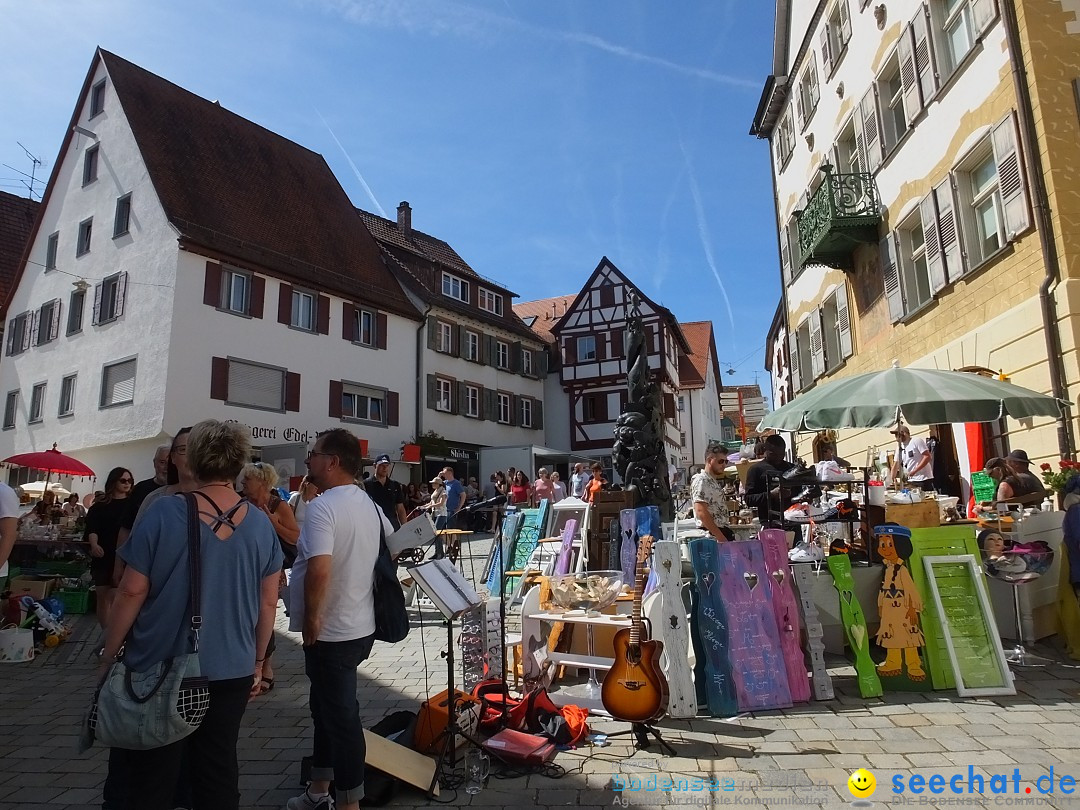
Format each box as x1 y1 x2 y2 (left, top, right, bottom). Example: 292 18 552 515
479 288 503 316
442 272 469 303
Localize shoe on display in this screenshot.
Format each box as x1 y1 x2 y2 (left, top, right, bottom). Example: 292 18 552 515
287 791 335 810
788 542 825 563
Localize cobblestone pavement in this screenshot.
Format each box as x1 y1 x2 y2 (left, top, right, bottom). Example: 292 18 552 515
4 533 1080 809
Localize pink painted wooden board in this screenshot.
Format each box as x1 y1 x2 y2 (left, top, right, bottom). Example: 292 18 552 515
758 529 811 703
716 539 793 712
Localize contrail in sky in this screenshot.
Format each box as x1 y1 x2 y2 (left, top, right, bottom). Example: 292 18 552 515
679 140 736 339
314 107 386 217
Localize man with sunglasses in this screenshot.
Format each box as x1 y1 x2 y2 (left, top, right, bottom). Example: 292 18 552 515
289 430 394 810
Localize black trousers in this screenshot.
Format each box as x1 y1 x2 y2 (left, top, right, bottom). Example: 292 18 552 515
116 676 252 810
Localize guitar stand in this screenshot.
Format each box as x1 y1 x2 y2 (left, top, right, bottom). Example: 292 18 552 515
604 722 676 756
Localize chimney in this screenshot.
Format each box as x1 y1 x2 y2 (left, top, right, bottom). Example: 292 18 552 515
397 201 412 238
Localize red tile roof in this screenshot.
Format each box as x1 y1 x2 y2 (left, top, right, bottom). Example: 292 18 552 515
678 321 719 390
0 191 38 316
512 295 576 345
99 50 418 318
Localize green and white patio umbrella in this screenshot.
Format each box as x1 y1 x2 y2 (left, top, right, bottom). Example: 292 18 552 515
759 361 1065 431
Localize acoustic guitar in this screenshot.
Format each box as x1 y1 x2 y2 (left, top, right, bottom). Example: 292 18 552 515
601 535 669 722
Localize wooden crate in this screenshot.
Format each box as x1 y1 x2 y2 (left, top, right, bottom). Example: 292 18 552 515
884 500 940 529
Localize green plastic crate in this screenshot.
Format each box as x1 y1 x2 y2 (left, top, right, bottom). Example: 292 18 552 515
56 589 91 614
971 471 996 503
37 561 89 577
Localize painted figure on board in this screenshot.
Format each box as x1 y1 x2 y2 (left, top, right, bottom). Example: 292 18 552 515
874 523 926 681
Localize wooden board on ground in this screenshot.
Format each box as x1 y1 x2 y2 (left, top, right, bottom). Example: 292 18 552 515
790 564 834 700
505 502 550 596
826 554 882 698
365 728 439 797
688 537 738 717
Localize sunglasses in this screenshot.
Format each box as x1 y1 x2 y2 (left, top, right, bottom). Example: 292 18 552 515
118 478 134 484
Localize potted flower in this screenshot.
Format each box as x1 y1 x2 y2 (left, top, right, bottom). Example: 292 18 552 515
1040 459 1080 508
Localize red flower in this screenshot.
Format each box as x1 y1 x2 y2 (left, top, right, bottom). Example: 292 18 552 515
1061 460 1072 469
1041 463 1053 471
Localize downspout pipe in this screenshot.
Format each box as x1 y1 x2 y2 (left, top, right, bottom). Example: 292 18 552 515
1001 0 1074 457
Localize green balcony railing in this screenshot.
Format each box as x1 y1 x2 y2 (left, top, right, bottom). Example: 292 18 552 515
795 165 882 269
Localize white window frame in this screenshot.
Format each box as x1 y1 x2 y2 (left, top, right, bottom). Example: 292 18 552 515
113 193 132 237
97 271 124 324
354 308 376 346
959 147 1004 266
28 382 46 424
341 382 385 425
100 357 137 409
521 349 533 376
465 384 480 418
821 0 853 76
58 374 77 417
291 289 316 331
77 218 92 256
438 321 453 353
435 378 453 412
45 232 58 271
442 272 469 302
6 311 30 356
465 330 479 361
877 51 907 154
3 390 18 430
225 358 285 412
520 397 533 428
577 335 596 362
497 392 512 424
938 0 974 74
775 111 795 169
496 340 509 369
796 57 820 130
221 268 250 315
479 288 503 315
83 145 99 186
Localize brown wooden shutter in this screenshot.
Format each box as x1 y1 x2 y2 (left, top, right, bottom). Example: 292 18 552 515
562 337 573 365
210 356 229 401
599 283 615 308
386 390 399 425
250 275 265 319
534 398 544 430
427 316 439 350
278 284 293 324
426 374 437 410
511 341 522 373
285 372 301 412
203 262 222 307
376 313 387 349
476 386 486 421
595 333 607 361
342 302 354 340
610 328 624 359
451 324 461 357
663 392 676 419
317 295 330 335
329 379 343 418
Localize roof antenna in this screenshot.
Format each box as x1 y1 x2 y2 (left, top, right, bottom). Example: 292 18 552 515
4 143 44 200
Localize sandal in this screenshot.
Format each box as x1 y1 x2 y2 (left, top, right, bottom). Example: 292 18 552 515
250 677 274 699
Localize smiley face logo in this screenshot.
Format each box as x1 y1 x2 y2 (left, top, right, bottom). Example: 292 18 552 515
847 768 876 799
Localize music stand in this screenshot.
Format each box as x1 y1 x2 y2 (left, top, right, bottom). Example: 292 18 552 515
407 558 485 796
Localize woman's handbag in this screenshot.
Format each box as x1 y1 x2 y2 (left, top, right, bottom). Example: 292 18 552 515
84 492 210 750
371 504 410 643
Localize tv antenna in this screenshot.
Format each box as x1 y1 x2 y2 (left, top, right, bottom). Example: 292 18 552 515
2 143 44 200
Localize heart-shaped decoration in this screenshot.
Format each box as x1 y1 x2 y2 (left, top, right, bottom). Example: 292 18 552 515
772 569 786 586
842 589 854 606
702 572 715 590
851 624 866 650
743 572 759 590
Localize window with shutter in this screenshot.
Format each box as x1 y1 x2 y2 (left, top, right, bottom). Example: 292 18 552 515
787 330 802 392
100 358 137 408
225 358 286 411
113 194 132 237
67 289 85 335
97 272 125 324
497 392 512 424
859 88 884 171
881 234 906 323
465 385 480 418
991 113 1030 240
919 193 948 293
58 375 77 417
534 399 544 431
221 269 251 315
496 340 510 369
808 312 825 379
520 397 533 428
435 378 453 412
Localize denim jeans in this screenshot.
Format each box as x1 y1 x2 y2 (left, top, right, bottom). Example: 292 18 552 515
304 635 376 805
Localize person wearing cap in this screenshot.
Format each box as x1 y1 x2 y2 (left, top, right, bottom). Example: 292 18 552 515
979 455 1046 511
366 454 407 530
425 475 449 527
1004 449 1048 505
874 523 926 681
889 425 934 490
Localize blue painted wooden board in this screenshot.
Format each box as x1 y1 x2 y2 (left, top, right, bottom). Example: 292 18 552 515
504 501 549 594
688 537 738 717
485 511 523 595
716 539 793 712
759 529 811 703
636 506 662 597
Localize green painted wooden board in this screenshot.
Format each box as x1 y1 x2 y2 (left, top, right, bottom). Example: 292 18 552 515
505 501 550 594
827 554 882 698
907 525 982 690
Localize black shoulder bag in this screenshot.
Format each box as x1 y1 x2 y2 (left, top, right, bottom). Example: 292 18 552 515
371 503 409 643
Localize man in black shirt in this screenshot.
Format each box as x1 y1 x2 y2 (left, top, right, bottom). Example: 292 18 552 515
366 454 407 530
745 434 797 525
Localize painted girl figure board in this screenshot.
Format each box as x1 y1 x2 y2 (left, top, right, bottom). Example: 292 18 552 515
875 523 926 681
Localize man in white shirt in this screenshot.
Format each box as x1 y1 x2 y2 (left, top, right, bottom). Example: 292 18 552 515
289 429 393 810
890 425 934 490
570 463 590 499
691 441 734 541
0 481 19 579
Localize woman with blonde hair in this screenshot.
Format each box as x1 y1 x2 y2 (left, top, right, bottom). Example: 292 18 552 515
100 419 281 809
240 461 299 696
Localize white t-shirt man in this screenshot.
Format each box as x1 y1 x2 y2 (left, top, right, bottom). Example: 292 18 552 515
570 469 590 499
0 482 20 578
289 484 393 642
900 436 932 482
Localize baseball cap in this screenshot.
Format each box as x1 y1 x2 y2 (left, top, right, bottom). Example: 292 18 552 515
375 454 391 465
889 425 909 435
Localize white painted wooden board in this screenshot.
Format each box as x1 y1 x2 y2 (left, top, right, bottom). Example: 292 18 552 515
652 541 695 718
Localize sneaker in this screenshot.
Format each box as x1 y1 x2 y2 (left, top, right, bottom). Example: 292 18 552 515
788 542 824 563
287 790 335 810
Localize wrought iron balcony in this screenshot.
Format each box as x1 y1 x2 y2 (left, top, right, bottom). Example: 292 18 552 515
795 165 882 270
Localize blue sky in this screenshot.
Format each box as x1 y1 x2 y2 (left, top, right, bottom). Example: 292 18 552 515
1 0 779 391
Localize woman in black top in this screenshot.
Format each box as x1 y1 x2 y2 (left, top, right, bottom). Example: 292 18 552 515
84 466 133 630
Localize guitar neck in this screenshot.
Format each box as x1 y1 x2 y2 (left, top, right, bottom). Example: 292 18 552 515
631 540 649 646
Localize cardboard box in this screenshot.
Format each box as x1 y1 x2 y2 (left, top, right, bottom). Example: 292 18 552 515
884 500 940 529
10 576 56 601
